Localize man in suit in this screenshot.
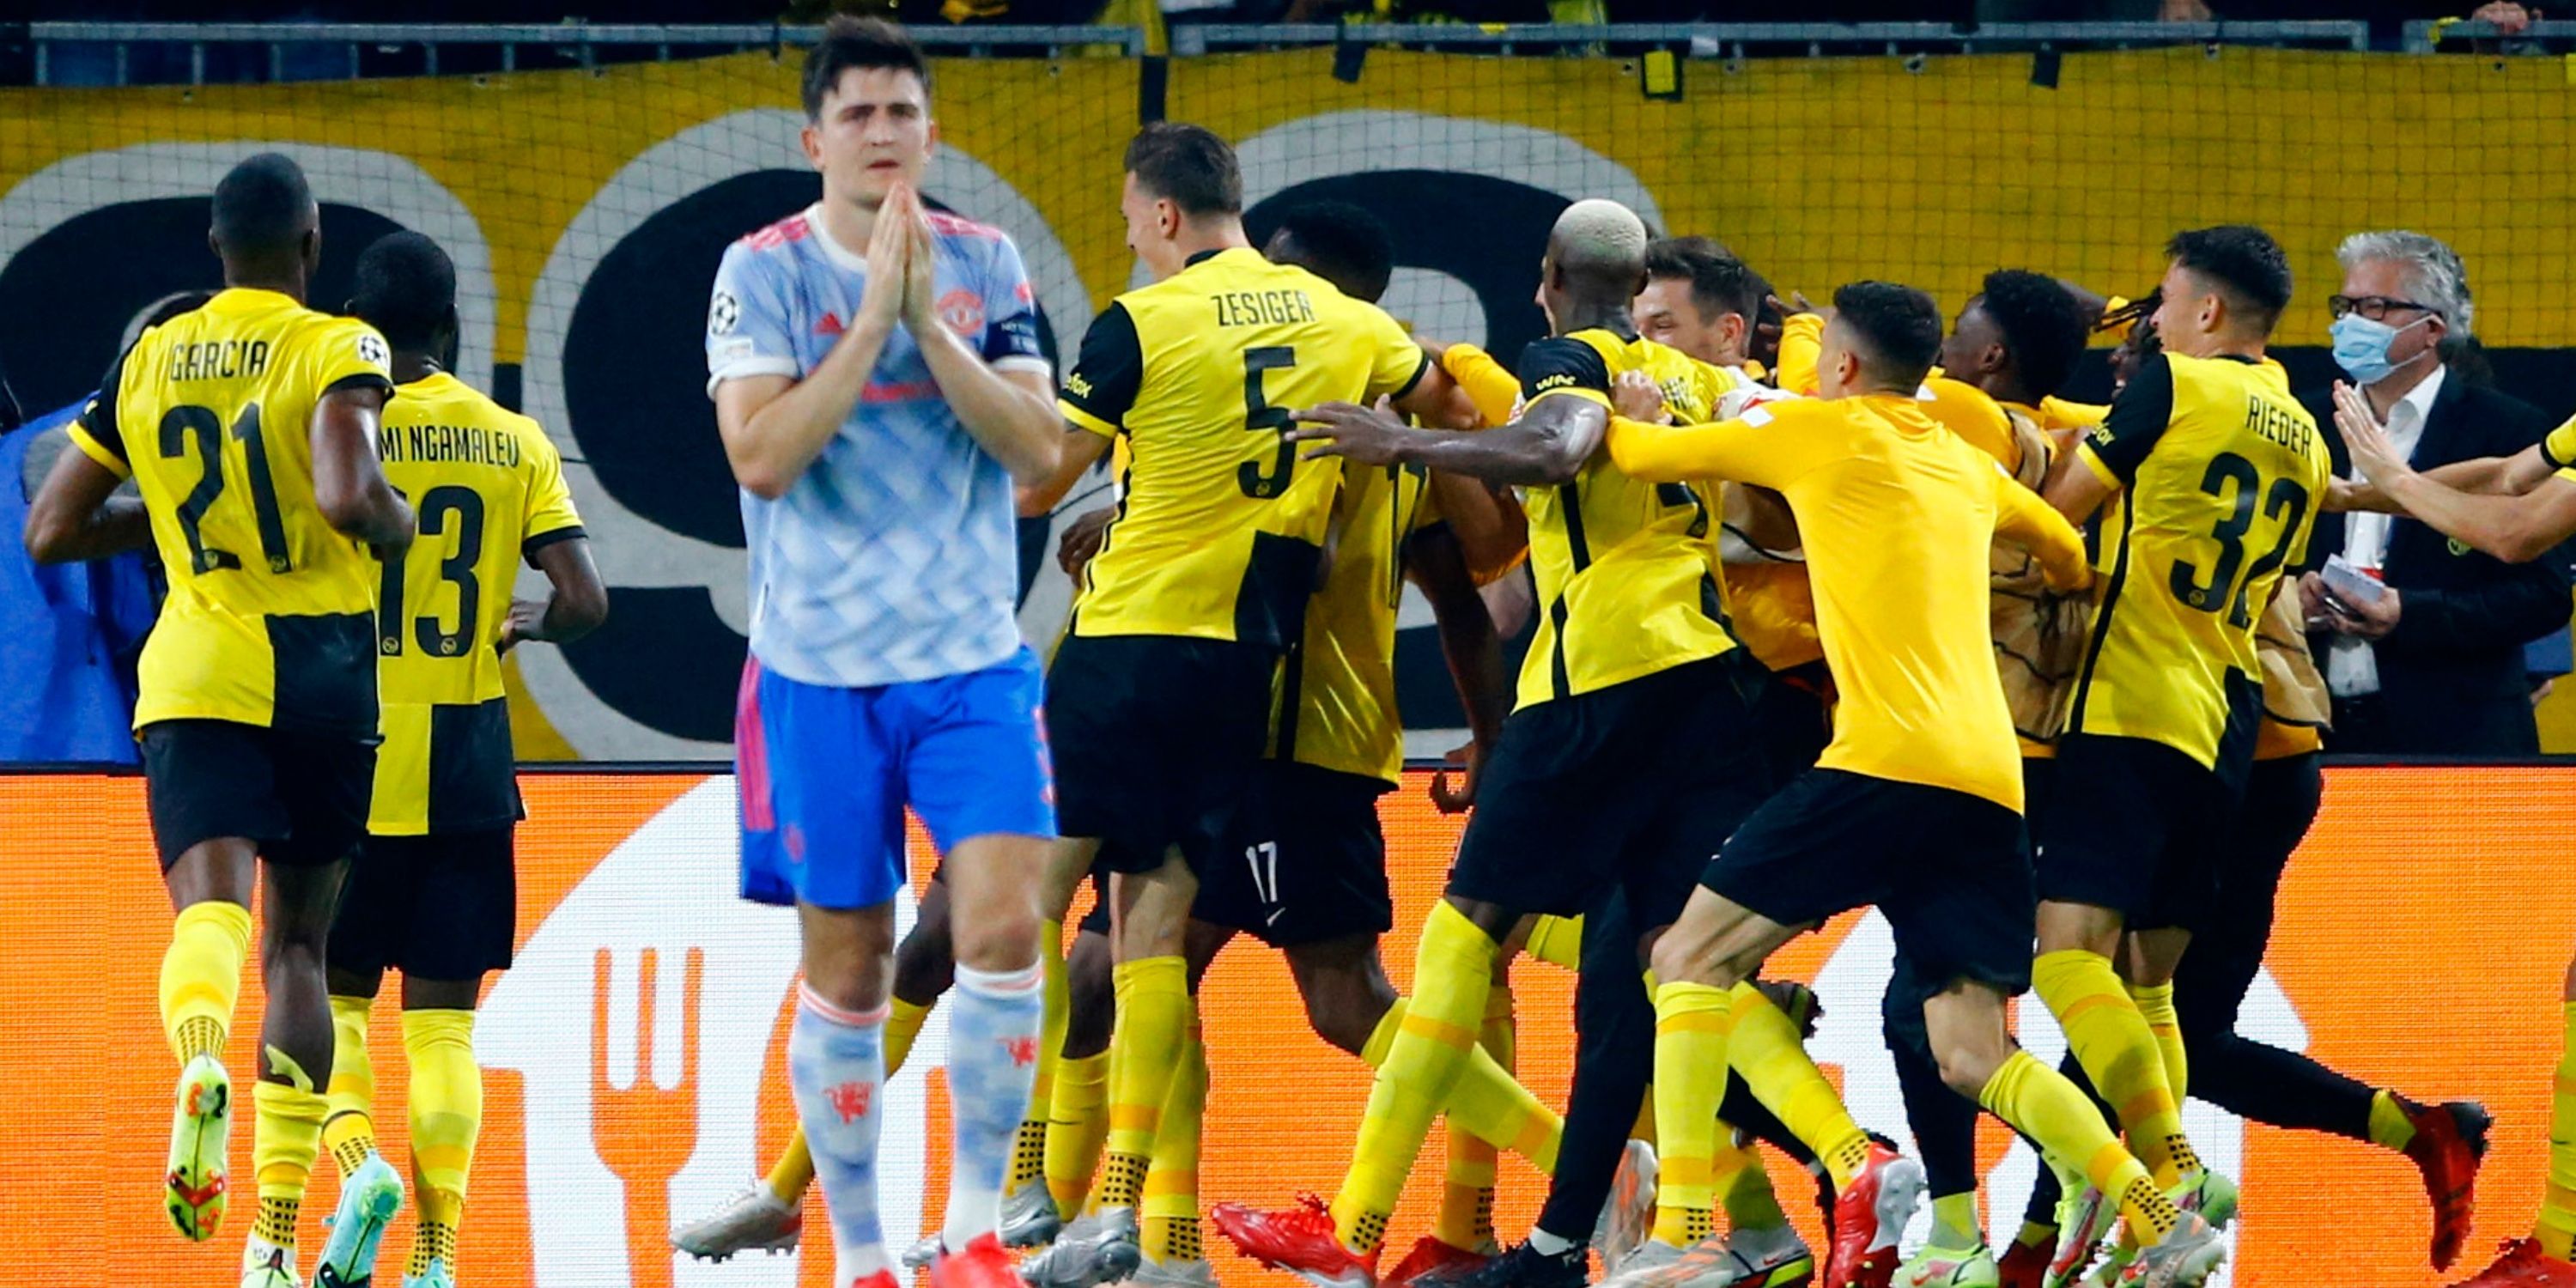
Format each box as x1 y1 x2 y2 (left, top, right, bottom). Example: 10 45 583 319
2300 230 2571 756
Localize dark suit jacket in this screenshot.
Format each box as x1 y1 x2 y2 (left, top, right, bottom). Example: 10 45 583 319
2304 372 2572 756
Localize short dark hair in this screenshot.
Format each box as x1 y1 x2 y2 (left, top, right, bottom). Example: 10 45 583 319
210 153 315 258
1643 236 1769 324
1125 123 1242 218
1977 270 2093 400
802 15 931 120
1269 202 1395 303
2166 224 2293 331
1832 280 1943 387
349 231 456 352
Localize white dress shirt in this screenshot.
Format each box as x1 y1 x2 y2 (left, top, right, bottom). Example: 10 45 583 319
2327 363 2448 698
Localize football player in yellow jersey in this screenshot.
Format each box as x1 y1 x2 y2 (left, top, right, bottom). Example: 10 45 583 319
1012 124 1464 1284
1216 197 1802 1288
2309 389 2576 1288
1015 202 1545 1288
309 232 606 1288
2028 229 2331 1255
22 153 418 1288
1597 281 2234 1288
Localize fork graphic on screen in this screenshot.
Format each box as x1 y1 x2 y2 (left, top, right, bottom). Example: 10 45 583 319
592 946 704 1288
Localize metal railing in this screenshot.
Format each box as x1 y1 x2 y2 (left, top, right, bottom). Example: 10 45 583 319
17 17 2563 88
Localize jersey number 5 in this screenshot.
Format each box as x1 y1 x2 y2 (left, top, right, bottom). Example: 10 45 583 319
1238 345 1297 499
2169 451 2310 629
159 403 293 574
377 485 486 657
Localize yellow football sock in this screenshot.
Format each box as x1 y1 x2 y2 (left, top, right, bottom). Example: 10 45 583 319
2541 1004 2576 1261
403 1009 481 1275
1047 1050 1111 1218
1929 1193 1981 1249
1977 1048 2178 1246
1434 985 1516 1252
2128 981 2187 1103
1713 1132 1786 1230
324 994 379 1180
1525 914 1584 971
1101 956 1188 1211
768 1130 815 1206
1142 1011 1206 1265
161 901 251 1066
2367 1091 2418 1152
252 1078 328 1250
2034 950 2196 1186
1360 993 1555 1169
1008 920 1070 1195
1728 981 1870 1187
1650 981 1733 1248
885 994 934 1079
1334 902 1498 1255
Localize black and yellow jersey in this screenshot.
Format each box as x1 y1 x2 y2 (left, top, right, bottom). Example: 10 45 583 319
1607 392 2089 813
1282 461 1443 785
2538 412 2576 485
2069 351 2332 772
66 287 394 735
1514 327 1737 708
1058 246 1428 649
368 372 585 835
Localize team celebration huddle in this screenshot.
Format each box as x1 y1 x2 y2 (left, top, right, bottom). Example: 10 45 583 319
33 12 2576 1288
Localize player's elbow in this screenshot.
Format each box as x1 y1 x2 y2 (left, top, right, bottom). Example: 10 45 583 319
999 422 1063 487
731 457 796 502
2494 524 2556 566
21 505 75 564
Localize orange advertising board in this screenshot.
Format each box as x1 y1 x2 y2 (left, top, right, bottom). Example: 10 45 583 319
3 765 2567 1288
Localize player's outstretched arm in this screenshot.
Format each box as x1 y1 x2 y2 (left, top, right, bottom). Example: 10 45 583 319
21 441 146 563
312 385 415 554
1287 395 1603 487
1993 469 2093 592
501 536 609 651
2336 382 2576 563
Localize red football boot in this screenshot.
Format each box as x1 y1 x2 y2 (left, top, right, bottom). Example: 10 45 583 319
1823 1143 1925 1288
1212 1194 1381 1288
1996 1236 2050 1288
929 1234 1024 1288
1385 1235 1496 1288
2448 1239 2576 1287
2404 1099 2495 1271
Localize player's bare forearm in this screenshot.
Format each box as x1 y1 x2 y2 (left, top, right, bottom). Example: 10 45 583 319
1427 470 1528 581
1301 397 1600 487
312 386 416 550
22 448 147 562
2384 470 2576 565
913 325 1060 483
525 536 611 645
1018 425 1111 516
720 319 893 499
2042 456 2112 528
1410 526 1512 752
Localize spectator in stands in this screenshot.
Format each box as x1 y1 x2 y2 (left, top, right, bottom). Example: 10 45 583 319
2300 230 2571 756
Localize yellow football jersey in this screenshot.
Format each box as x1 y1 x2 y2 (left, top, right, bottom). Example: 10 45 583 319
1284 460 1442 784
67 287 394 734
368 372 585 835
1058 246 1427 648
2069 352 2332 771
1514 328 1738 708
1607 392 2088 812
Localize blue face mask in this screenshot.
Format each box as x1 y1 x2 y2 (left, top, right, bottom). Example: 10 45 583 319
2330 312 2431 386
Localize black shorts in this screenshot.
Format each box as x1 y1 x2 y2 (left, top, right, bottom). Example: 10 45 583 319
1193 761 1394 947
1047 634 1279 876
1704 768 2036 994
141 719 375 870
2035 732 2243 931
1749 659 1832 784
1448 652 1772 927
329 829 518 980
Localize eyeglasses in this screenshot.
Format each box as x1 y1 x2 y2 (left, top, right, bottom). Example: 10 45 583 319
2328 295 2435 322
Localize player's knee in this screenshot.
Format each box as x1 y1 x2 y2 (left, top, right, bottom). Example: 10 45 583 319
1930 1031 2007 1099
892 926 957 1004
1291 962 1394 1056
1647 932 1741 992
951 903 1041 975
